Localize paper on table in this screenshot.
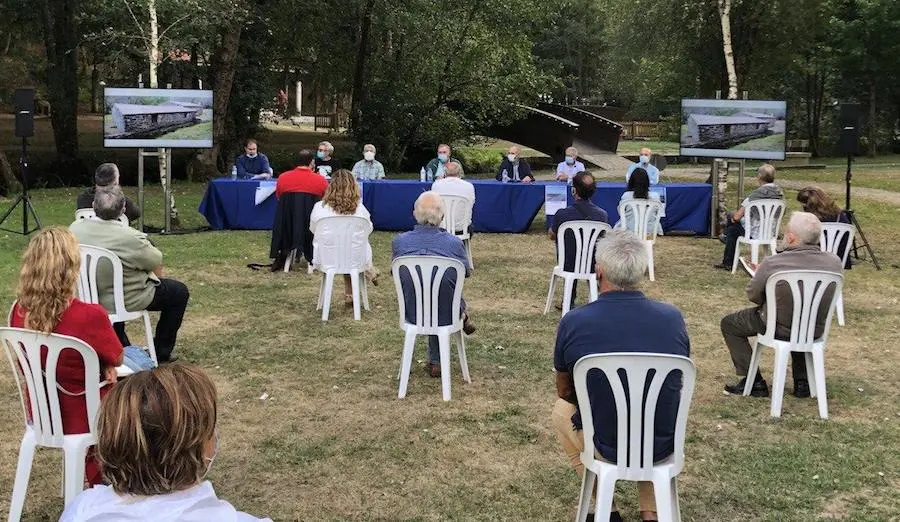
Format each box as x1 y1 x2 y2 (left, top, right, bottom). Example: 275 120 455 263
255 180 277 205
545 184 568 216
650 186 667 217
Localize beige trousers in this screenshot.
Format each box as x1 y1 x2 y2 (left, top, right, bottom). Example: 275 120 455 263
551 398 657 512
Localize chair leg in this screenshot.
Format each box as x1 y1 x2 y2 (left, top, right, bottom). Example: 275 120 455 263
594 470 617 522
456 331 470 383
439 333 452 401
561 277 574 316
575 469 597 522
743 344 763 396
544 272 557 315
316 273 326 310
320 271 335 321
350 271 362 321
361 277 370 311
804 352 817 398
812 349 829 419
397 330 417 399
731 240 742 274
836 292 845 326
142 312 158 364
670 478 682 522
770 347 790 418
646 241 655 281
465 238 473 269
283 249 294 273
63 442 89 506
651 475 675 522
588 275 598 303
9 433 36 522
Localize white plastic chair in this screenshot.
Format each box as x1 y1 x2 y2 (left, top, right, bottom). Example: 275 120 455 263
439 194 474 269
819 222 855 326
573 353 696 522
1 327 103 520
77 244 157 364
744 270 843 419
731 199 784 274
617 200 662 281
392 255 470 401
74 209 129 227
544 220 611 316
311 215 374 321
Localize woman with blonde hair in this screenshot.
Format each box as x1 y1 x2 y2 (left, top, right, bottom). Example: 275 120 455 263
60 363 273 521
309 169 378 304
9 226 123 486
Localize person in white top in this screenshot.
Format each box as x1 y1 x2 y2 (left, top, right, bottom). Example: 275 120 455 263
615 167 661 235
59 363 273 522
431 161 475 234
556 146 586 184
309 169 377 305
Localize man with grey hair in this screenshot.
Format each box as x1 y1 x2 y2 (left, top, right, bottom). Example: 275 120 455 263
76 162 142 222
721 211 842 398
351 143 385 181
314 140 341 179
714 163 783 269
432 160 475 236
70 187 189 363
392 191 475 377
552 230 690 522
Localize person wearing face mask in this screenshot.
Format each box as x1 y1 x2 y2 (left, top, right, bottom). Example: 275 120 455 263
233 139 273 179
495 145 534 182
314 141 342 179
424 143 465 180
351 143 386 181
625 147 660 185
555 146 585 183
60 363 273 522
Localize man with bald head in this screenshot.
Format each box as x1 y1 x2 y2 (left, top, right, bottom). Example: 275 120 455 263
720 211 842 399
392 191 475 377
625 147 660 185
496 145 534 182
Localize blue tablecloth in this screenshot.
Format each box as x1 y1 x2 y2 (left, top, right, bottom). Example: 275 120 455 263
199 179 711 234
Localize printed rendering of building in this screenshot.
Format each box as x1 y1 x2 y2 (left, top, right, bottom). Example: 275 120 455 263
111 103 202 136
684 114 772 147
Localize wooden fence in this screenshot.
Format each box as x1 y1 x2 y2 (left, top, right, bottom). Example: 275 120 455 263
620 121 662 139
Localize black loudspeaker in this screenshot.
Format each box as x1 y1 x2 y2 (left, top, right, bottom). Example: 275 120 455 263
838 103 860 156
14 88 35 138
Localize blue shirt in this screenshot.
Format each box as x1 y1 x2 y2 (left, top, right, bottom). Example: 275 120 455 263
626 162 660 185
391 225 470 325
551 200 609 272
235 153 272 178
553 291 690 463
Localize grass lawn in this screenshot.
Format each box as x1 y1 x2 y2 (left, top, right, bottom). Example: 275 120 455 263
731 134 787 152
157 121 214 141
617 140 680 155
0 174 898 521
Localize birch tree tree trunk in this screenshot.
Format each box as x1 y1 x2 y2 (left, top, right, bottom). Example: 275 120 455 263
718 0 738 100
148 0 160 89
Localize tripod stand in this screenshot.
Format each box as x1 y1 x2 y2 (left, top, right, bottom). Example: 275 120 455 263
0 137 41 235
844 155 880 270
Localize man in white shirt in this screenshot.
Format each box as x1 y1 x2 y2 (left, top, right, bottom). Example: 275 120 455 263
625 147 660 185
555 146 585 183
432 161 475 234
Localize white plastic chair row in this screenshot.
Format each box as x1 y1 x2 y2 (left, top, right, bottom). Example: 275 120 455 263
731 199 784 274
617 199 662 281
819 222 854 326
1 327 103 521
312 215 373 321
392 255 470 401
439 194 474 269
573 353 696 522
744 270 843 419
74 208 130 227
544 220 610 317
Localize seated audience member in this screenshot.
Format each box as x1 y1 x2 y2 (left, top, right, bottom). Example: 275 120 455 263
616 167 661 234
314 141 342 179
721 212 842 399
392 192 475 377
351 143 386 181
496 145 534 182
549 171 608 308
552 230 690 522
77 163 141 222
424 143 465 180
270 150 330 271
70 187 189 363
60 363 273 522
432 161 475 232
714 163 784 270
625 147 660 185
797 185 851 268
233 138 273 179
555 146 585 183
9 226 124 487
310 169 378 304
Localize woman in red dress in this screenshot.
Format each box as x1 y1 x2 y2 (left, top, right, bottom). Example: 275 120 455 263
9 226 123 485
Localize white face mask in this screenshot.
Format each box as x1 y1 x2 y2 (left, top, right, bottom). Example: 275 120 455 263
246 152 257 158
565 156 575 165
203 429 219 479
363 151 375 161
639 154 650 164
507 154 516 163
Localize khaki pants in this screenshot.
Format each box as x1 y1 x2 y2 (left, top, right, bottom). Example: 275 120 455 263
551 398 656 512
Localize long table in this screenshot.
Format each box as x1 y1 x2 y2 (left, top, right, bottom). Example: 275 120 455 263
199 179 711 234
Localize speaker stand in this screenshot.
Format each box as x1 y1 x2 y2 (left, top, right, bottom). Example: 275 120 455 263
844 155 880 270
0 137 41 235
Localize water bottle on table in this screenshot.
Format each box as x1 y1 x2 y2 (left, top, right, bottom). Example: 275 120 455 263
501 169 509 182
230 165 237 180
420 167 427 182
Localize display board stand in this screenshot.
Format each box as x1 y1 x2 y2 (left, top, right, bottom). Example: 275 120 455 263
137 147 172 233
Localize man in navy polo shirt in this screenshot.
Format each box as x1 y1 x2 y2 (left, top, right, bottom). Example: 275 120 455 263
551 230 690 522
234 138 273 179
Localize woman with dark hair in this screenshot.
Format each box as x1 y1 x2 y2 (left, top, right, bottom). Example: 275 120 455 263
616 167 661 234
797 186 852 268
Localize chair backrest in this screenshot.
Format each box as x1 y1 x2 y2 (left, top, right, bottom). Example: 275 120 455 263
761 270 843 350
573 353 696 479
556 220 611 274
0 327 101 447
77 244 136 322
74 209 129 226
439 194 473 236
616 199 661 241
312 215 373 271
744 199 784 240
819 222 855 268
391 255 465 331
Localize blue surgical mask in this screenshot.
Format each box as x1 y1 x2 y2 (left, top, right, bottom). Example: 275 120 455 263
565 156 575 165
639 154 650 164
437 153 449 163
316 151 326 159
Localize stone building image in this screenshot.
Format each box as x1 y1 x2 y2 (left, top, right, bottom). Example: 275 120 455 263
110 102 203 137
683 114 772 148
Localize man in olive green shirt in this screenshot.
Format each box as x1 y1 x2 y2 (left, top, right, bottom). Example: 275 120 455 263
70 187 189 362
